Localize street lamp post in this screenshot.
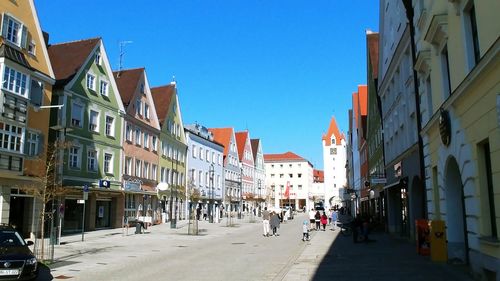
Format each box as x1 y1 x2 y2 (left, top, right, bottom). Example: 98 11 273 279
238 171 242 219
209 164 215 223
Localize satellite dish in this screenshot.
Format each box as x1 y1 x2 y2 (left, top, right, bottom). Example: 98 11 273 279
157 182 168 191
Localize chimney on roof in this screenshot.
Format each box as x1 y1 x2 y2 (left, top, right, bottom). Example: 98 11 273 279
42 31 49 47
170 76 177 87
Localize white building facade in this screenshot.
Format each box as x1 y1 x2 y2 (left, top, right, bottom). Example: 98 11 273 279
322 117 347 210
264 152 314 211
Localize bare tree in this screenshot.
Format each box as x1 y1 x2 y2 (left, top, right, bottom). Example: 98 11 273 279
186 176 200 235
21 140 70 261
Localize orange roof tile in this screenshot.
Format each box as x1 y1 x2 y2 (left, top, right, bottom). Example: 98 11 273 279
151 84 175 125
322 116 344 146
48 37 100 85
358 85 368 116
352 92 359 129
235 131 249 161
113 68 144 105
208 128 234 157
264 151 305 162
313 169 324 183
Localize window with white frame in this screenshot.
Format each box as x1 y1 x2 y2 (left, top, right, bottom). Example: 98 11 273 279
125 157 132 175
144 103 150 119
89 110 99 132
105 115 114 136
69 145 81 169
192 145 197 157
104 153 113 174
3 15 24 47
135 160 141 177
86 73 96 91
144 162 150 179
71 103 83 127
464 4 480 68
206 150 209 162
87 148 98 172
143 132 149 149
125 124 132 142
152 164 157 181
0 123 24 153
26 131 39 156
135 128 141 145
198 171 203 186
95 52 101 65
152 136 157 151
2 66 28 97
162 141 167 156
192 169 197 185
168 145 172 158
199 148 203 160
136 99 142 116
160 167 166 182
100 80 108 96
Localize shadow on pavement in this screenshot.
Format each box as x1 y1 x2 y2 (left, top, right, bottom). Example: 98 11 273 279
35 263 54 280
311 231 473 281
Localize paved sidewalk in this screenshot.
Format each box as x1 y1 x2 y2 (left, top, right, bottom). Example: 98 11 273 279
279 227 474 281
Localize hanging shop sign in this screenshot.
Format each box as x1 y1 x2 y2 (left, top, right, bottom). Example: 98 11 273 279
99 179 111 188
124 180 141 191
439 109 451 147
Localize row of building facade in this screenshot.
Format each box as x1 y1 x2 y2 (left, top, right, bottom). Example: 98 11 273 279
0 0 276 239
345 1 499 279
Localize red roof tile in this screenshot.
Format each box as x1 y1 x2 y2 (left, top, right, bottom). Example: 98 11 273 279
235 131 249 161
264 151 305 162
208 128 234 157
151 84 175 125
48 38 100 85
367 32 379 79
313 169 324 183
113 68 144 105
322 116 344 146
358 85 368 116
250 139 260 163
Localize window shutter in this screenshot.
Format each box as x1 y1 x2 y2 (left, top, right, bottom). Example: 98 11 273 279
37 133 44 156
30 79 43 106
1 14 7 38
21 25 28 49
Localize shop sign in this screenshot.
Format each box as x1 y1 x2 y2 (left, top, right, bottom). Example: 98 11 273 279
439 109 451 146
371 178 387 184
394 162 402 178
124 180 141 191
99 179 111 188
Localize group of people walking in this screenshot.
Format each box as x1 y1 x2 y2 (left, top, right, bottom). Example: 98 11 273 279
261 207 282 237
308 208 339 231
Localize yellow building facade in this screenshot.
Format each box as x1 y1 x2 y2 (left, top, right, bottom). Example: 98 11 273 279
0 0 55 237
413 0 499 278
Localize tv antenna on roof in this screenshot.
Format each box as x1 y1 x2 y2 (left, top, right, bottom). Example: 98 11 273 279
118 40 133 75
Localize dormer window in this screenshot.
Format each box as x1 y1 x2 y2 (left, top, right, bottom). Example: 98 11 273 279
95 52 101 65
86 73 96 91
2 15 27 48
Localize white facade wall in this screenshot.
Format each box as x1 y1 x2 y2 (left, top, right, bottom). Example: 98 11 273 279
322 139 348 209
264 160 313 210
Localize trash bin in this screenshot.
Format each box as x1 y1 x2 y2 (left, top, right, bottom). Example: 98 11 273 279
135 221 142 234
429 220 447 262
415 219 430 255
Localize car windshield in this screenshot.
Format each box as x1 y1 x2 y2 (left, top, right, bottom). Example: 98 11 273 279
0 230 26 247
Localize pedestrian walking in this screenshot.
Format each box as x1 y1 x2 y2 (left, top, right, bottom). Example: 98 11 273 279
326 208 332 225
302 220 310 241
331 209 338 231
315 211 321 231
308 208 316 231
270 211 280 236
320 212 328 231
262 207 270 237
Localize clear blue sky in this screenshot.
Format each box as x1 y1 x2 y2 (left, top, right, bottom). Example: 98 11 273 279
37 0 379 170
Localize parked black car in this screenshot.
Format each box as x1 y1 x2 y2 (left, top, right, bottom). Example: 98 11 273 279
0 225 38 281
